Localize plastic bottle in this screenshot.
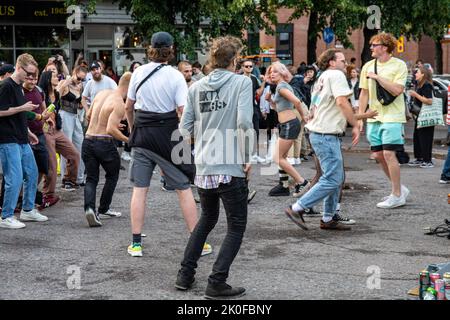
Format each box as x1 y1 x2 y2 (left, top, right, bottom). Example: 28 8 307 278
423 287 437 300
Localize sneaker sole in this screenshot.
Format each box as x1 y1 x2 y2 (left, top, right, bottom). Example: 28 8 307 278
204 291 246 300
247 190 257 203
284 209 308 230
99 213 122 218
175 280 196 291
439 180 449 184
0 223 26 229
376 202 406 209
201 250 212 257
127 250 143 257
19 216 48 222
85 212 102 227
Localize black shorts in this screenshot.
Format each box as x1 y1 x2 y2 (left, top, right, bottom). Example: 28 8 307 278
31 133 49 175
278 118 301 140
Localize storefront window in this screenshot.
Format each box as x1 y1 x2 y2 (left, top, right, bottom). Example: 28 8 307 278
114 49 147 76
15 26 69 48
0 50 14 64
115 26 144 49
0 25 13 48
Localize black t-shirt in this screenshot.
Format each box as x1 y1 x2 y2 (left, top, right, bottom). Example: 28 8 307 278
414 82 433 108
0 77 29 144
249 74 260 109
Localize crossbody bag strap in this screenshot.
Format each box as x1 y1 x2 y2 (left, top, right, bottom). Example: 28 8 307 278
374 59 378 74
135 64 167 96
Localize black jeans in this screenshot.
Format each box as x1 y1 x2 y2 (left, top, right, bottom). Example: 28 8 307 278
413 120 435 162
82 139 121 213
179 177 248 285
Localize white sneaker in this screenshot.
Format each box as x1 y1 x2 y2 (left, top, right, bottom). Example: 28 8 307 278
20 209 48 222
287 157 296 165
265 155 273 163
376 195 406 209
294 158 302 165
99 209 122 218
121 151 132 161
0 216 26 229
401 185 410 201
382 185 409 202
256 155 266 164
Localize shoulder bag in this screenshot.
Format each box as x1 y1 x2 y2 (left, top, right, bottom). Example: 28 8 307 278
374 59 397 106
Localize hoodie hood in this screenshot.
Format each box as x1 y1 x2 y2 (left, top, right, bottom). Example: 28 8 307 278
207 69 235 90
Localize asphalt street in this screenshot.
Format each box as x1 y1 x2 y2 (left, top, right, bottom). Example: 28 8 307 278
1 128 449 300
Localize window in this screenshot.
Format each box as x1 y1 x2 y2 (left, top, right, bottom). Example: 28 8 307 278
0 25 13 47
276 24 293 64
247 29 260 55
15 26 69 48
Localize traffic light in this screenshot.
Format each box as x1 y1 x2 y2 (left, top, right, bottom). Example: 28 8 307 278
397 36 405 53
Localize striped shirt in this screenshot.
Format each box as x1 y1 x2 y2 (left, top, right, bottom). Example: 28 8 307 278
447 84 450 125
194 175 233 189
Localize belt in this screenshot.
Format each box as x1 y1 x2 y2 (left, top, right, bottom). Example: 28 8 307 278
85 135 114 141
311 132 344 137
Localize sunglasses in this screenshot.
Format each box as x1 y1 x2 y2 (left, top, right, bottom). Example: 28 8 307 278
76 75 85 81
370 43 385 48
243 65 253 68
21 66 36 77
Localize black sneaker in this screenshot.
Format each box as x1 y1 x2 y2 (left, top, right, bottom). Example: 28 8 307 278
62 182 77 191
204 282 246 300
304 207 321 217
175 272 195 291
439 175 450 184
161 182 176 192
292 180 310 198
268 183 290 197
333 213 356 225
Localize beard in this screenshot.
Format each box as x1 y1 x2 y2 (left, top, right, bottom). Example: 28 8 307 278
93 73 102 81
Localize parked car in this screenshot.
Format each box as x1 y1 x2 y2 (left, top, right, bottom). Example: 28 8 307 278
433 77 449 114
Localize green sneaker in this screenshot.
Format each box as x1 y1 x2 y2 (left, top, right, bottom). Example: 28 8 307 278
127 242 143 257
201 243 212 256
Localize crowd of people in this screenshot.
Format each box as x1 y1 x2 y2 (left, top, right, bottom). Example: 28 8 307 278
0 31 449 299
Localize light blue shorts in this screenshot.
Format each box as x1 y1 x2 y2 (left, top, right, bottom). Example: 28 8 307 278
366 122 404 152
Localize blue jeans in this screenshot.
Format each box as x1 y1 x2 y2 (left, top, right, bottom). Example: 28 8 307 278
442 126 450 178
60 110 85 183
179 177 248 285
296 133 344 218
0 143 38 218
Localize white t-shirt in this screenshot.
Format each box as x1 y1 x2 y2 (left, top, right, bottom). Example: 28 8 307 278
306 69 353 134
127 62 188 113
82 75 117 101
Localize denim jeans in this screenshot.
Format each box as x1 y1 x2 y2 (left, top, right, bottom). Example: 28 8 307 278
0 143 38 218
442 126 450 178
179 177 248 285
60 110 85 183
296 132 344 218
81 139 120 214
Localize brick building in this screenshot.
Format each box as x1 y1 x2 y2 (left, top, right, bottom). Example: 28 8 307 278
251 8 450 73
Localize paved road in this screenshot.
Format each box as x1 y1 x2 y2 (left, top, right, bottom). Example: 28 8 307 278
1 141 449 300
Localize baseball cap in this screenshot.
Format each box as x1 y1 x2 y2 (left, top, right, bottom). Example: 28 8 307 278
151 31 173 48
0 64 15 76
90 61 101 70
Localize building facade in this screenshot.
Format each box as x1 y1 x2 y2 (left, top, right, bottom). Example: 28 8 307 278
0 0 146 75
253 8 450 74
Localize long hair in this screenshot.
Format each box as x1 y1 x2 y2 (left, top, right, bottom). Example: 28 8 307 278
38 71 57 104
417 65 433 88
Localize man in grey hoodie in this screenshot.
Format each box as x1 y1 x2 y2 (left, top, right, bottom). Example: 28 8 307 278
175 36 254 299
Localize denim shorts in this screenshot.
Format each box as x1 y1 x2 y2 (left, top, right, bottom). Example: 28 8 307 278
277 118 301 140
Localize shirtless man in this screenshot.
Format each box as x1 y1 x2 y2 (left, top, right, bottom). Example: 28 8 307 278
82 72 132 227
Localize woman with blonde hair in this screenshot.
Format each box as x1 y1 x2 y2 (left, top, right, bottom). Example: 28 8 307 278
268 61 310 197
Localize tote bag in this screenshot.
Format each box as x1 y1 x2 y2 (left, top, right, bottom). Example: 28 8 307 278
416 94 445 129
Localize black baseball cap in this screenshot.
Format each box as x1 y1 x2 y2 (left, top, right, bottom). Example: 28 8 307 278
151 31 173 48
90 61 101 70
0 64 14 76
